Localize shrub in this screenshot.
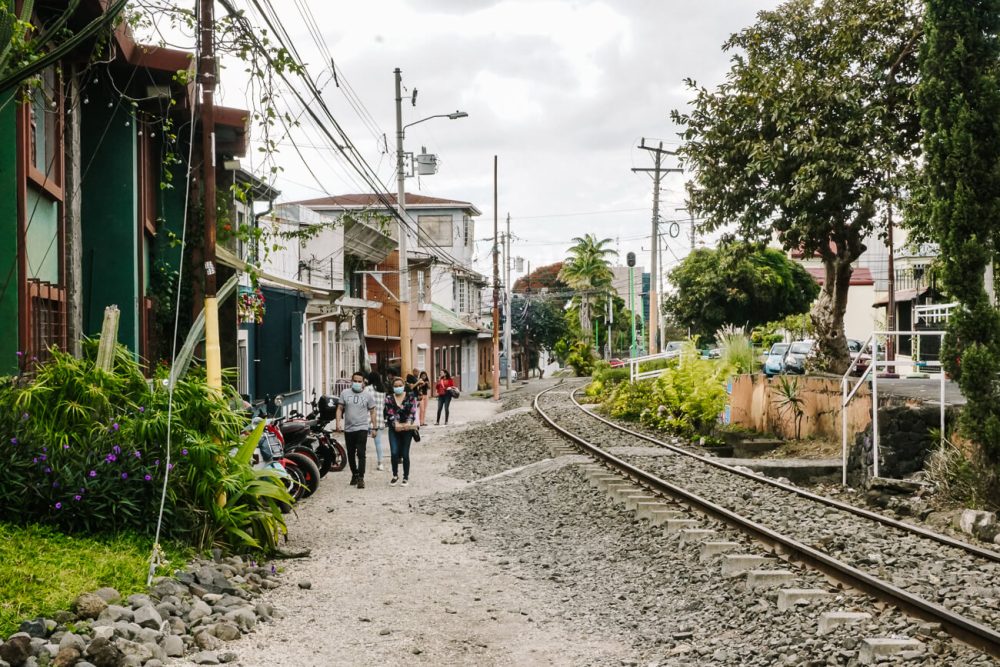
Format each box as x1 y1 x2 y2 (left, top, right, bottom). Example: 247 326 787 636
565 341 597 376
0 342 291 553
716 324 756 374
924 437 997 510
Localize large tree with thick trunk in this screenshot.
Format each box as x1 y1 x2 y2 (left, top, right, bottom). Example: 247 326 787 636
672 0 921 373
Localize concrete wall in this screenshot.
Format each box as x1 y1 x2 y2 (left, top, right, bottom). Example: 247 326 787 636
844 283 878 341
727 373 872 441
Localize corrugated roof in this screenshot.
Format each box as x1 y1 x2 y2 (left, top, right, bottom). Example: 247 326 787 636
430 303 480 334
806 266 875 286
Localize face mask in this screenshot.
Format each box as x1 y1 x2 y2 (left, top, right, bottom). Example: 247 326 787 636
352 382 363 392
393 386 404 395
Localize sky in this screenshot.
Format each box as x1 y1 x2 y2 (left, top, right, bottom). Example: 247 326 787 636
206 0 783 286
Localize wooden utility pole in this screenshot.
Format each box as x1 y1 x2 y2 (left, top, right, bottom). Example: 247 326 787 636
492 156 500 400
199 0 222 390
632 139 680 355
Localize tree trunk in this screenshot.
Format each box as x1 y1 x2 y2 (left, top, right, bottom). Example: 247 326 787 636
579 299 591 334
809 257 852 374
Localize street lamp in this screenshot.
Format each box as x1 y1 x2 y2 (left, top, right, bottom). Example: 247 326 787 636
394 67 468 374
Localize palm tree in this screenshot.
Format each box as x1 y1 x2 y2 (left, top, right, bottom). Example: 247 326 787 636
559 234 617 334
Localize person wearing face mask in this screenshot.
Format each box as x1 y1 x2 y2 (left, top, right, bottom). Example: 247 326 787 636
336 371 377 489
384 376 418 486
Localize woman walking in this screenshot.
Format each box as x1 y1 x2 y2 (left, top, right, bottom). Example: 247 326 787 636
417 370 430 426
364 371 387 471
384 376 418 486
435 370 456 425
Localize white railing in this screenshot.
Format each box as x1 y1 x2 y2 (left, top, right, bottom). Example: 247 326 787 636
841 330 947 486
628 349 681 382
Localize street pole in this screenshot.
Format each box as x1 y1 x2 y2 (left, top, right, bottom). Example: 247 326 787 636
394 68 412 375
633 140 680 356
492 156 500 400
199 0 221 391
627 251 637 358
885 189 897 376
504 213 511 390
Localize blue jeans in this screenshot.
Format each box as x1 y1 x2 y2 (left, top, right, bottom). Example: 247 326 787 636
436 394 452 423
373 427 386 463
388 428 413 479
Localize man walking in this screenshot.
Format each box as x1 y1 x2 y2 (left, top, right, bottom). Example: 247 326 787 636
336 371 377 489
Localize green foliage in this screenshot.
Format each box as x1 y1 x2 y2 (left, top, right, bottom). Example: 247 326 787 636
923 437 997 510
584 362 629 398
512 262 568 293
606 346 729 438
665 244 819 340
0 342 291 553
511 293 569 371
559 234 617 336
716 325 756 375
913 0 1000 480
774 375 806 440
0 522 189 637
672 0 922 374
565 341 597 377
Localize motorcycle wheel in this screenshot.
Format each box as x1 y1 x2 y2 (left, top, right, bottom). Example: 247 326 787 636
279 458 307 502
329 440 347 473
284 451 321 497
313 441 334 477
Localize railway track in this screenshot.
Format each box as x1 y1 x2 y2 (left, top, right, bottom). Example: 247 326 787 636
534 382 1000 662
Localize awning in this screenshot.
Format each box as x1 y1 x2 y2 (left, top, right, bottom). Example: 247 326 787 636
216 246 344 301
872 286 934 308
430 303 481 334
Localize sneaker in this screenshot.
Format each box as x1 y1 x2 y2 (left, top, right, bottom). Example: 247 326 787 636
377 462 384 471
389 476 399 486
401 478 409 487
357 478 365 489
349 474 358 486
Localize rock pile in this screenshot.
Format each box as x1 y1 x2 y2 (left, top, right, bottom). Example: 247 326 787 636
0 552 283 667
447 412 554 480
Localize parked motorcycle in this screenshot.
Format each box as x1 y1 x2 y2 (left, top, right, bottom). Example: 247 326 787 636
246 397 320 505
281 393 347 477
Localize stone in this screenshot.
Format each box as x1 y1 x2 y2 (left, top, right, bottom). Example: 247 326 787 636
745 570 796 590
721 555 773 577
91 627 114 642
194 632 223 651
57 634 85 654
152 579 188 600
858 638 923 664
73 593 108 620
112 639 152 665
224 609 256 633
125 594 152 610
93 588 121 605
84 636 124 667
253 602 273 621
958 509 999 541
699 542 741 562
99 606 132 624
51 611 76 625
776 589 832 612
188 600 213 622
297 581 312 590
678 529 715 546
51 647 80 667
161 635 184 658
664 519 700 533
132 605 163 630
190 651 220 665
0 634 32 667
210 623 241 642
18 619 47 639
817 611 871 634
218 651 238 663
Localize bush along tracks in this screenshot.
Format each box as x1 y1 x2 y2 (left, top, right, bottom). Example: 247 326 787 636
0 551 288 667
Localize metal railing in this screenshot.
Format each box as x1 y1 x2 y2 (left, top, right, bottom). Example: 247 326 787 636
628 349 681 382
841 330 946 486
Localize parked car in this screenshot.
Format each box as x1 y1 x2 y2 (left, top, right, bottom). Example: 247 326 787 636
848 339 882 377
782 340 815 374
763 342 789 376
664 340 686 356
609 358 626 368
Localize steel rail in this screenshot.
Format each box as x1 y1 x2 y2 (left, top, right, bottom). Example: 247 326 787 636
533 385 1000 660
567 388 1000 564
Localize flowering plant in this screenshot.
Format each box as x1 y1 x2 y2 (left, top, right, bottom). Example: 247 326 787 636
238 288 266 325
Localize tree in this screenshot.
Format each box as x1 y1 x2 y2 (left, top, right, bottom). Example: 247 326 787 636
511 293 569 374
558 234 617 335
664 244 819 340
513 262 567 293
912 0 1000 473
672 0 922 373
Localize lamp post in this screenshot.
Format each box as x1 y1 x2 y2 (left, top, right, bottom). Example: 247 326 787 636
394 67 467 374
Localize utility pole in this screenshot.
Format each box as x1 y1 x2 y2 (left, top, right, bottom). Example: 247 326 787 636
504 213 512 390
632 139 680 355
199 0 221 391
394 68 412 375
492 156 500 400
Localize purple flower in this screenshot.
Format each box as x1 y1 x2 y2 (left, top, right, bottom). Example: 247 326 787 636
74 495 81 501
271 564 276 574
139 406 145 413
105 454 117 463
121 472 128 480
30 356 37 362
144 474 152 481
154 459 160 466
15 351 23 357
52 481 59 488
44 467 51 474
167 463 174 471
21 412 28 421
113 445 121 454
32 457 38 464
134 451 141 458
41 446 47 452
111 423 119 432
63 444 70 450
39 454 46 461
89 470 96 478
181 448 188 456
54 502 62 509
10 437 17 445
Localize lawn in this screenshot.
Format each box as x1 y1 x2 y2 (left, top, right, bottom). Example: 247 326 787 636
0 522 189 637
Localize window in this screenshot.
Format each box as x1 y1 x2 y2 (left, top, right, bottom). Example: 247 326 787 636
458 279 467 313
29 68 60 187
463 216 473 248
418 215 452 246
417 270 425 306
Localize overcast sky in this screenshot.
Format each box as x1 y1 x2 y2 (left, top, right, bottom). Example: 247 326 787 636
212 0 782 285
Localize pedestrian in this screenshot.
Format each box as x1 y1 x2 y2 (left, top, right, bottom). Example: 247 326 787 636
385 376 418 486
435 369 456 425
417 370 430 426
336 371 377 489
364 371 387 471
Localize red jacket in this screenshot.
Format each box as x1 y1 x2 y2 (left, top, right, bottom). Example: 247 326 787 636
435 378 455 397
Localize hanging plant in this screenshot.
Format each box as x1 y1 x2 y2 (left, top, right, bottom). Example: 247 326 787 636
238 288 265 325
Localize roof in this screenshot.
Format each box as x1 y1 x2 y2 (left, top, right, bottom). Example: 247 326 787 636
805 266 875 286
430 303 481 334
872 286 940 307
288 193 482 216
790 241 839 259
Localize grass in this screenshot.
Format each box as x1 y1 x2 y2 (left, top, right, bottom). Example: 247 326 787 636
0 522 190 637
